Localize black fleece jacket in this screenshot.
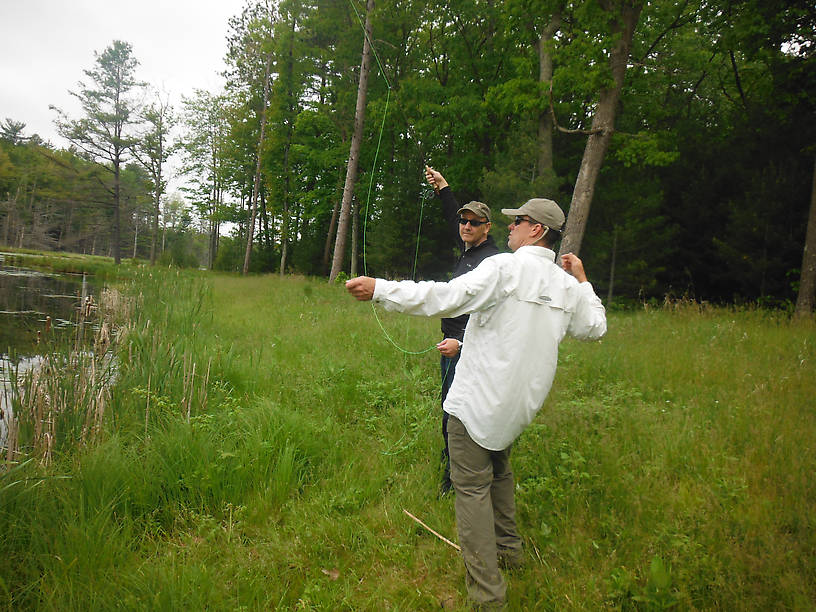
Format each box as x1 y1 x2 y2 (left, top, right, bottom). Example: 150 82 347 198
438 186 500 341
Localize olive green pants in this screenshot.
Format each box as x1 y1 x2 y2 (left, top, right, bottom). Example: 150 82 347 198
447 415 523 607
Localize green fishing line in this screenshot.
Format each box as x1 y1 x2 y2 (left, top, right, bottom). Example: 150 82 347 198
348 0 436 356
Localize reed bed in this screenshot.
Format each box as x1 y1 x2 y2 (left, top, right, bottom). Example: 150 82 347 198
3 287 126 466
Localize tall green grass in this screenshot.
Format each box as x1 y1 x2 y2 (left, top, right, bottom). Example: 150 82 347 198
1 270 814 610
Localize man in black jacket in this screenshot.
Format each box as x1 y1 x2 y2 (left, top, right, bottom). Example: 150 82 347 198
425 166 500 493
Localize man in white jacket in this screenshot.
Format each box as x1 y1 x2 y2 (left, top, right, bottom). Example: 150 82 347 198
346 198 607 609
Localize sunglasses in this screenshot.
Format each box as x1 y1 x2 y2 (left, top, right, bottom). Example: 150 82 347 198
458 217 489 227
514 216 540 226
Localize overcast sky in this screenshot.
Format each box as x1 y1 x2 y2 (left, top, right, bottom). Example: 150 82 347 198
0 0 247 190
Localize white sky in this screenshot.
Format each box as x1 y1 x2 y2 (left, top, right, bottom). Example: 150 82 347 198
0 0 247 192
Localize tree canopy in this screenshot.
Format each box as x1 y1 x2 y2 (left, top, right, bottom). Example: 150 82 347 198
2 0 814 308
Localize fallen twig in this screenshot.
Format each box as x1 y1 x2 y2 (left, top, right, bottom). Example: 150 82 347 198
403 508 460 552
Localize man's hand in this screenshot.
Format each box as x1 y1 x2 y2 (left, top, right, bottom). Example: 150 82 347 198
436 337 461 357
425 166 448 191
560 253 588 283
345 276 376 301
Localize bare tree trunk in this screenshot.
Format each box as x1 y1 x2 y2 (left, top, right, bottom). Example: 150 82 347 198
607 225 617 303
323 174 344 274
150 151 162 265
3 187 19 246
559 2 643 258
113 158 121 264
133 214 138 259
329 0 374 281
261 192 270 249
350 198 359 277
794 156 816 318
208 188 217 269
538 12 561 180
279 221 289 275
243 52 274 275
280 140 292 276
280 15 298 277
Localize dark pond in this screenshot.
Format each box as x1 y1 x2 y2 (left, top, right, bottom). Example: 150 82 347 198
0 254 99 445
0 258 95 358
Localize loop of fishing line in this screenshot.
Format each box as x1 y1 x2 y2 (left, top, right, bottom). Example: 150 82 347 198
348 0 436 356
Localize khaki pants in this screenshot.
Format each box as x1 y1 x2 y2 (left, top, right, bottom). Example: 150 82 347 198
447 415 522 606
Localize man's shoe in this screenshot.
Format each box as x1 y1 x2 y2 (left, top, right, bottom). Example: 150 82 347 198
472 600 505 611
497 550 524 571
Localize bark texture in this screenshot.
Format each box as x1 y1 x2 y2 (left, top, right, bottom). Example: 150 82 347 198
329 0 374 281
559 2 643 258
794 156 816 318
243 52 273 275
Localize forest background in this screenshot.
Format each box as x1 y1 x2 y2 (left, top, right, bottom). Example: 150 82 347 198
1 0 815 310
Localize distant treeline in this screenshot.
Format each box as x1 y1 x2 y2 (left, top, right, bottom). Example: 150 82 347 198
1 0 814 306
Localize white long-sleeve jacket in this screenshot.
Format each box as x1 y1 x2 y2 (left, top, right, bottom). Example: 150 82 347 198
373 245 607 450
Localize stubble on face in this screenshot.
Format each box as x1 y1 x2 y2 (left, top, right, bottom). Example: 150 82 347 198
507 219 529 252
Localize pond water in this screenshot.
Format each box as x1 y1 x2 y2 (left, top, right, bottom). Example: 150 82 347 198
0 253 99 445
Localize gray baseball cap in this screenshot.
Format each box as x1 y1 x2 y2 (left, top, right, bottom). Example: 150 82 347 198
457 201 491 222
501 198 565 231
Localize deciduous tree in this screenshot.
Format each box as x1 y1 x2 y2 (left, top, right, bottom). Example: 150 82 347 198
132 92 175 265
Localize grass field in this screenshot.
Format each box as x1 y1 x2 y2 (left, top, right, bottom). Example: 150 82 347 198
1 267 815 610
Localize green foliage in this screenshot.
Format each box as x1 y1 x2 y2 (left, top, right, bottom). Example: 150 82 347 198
6 0 815 305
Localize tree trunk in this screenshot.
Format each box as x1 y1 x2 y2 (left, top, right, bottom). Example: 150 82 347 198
280 15 298 277
243 52 274 275
4 187 19 246
323 173 344 274
607 225 617 303
794 155 816 318
538 12 561 180
280 140 292 276
113 158 121 264
208 188 217 270
559 2 643 258
150 150 162 265
329 0 374 281
133 214 138 259
350 198 359 277
261 192 270 249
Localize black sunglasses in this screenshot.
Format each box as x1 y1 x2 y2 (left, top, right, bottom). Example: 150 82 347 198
458 217 489 227
514 216 540 226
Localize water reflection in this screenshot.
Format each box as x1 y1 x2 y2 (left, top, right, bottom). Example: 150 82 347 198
0 257 98 447
0 258 94 359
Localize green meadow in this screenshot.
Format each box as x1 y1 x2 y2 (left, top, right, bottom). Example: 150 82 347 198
1 267 815 610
